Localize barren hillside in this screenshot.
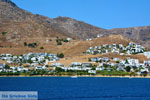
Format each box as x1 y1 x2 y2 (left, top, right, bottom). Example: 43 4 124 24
0 0 150 57
109 26 150 48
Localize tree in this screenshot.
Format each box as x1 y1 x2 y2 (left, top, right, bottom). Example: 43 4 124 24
125 59 129 64
2 32 7 36
28 43 34 48
57 53 64 58
125 66 131 72
57 41 62 45
103 64 108 69
56 67 65 72
45 65 49 67
88 58 91 62
116 61 120 63
56 38 59 42
28 43 38 48
63 39 69 42
33 43 37 46
24 42 27 46
40 47 44 49
5 65 10 69
24 65 30 68
27 59 33 64
142 71 148 77
91 66 96 70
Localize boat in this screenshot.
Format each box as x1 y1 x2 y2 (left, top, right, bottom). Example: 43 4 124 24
129 77 133 79
71 75 78 78
71 71 78 78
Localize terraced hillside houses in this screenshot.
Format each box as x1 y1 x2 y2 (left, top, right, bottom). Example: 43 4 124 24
85 42 145 55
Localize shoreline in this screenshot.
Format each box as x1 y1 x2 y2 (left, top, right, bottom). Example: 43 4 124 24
0 75 149 78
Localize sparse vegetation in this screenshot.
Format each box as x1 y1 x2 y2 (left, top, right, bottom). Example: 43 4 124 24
24 65 30 68
1 32 7 36
57 53 64 58
63 39 69 42
5 64 10 69
97 70 130 76
40 46 44 49
125 66 131 72
57 41 62 45
28 43 38 48
88 58 91 62
27 59 33 64
24 42 27 46
23 42 38 48
56 38 69 45
116 61 120 63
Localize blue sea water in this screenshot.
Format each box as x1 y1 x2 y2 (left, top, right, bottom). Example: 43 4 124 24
0 77 150 100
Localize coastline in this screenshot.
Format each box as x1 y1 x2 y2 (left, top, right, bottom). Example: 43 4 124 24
0 75 149 78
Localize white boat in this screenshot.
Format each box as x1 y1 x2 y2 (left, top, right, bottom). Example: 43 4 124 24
71 75 78 78
129 77 133 79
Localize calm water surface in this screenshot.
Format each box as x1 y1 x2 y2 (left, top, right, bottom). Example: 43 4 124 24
0 77 150 100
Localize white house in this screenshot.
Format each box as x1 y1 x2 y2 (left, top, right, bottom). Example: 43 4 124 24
72 62 82 66
51 63 64 67
38 56 45 62
66 38 72 41
88 70 96 74
127 58 139 66
0 64 5 69
35 66 46 70
96 67 104 71
97 34 103 38
113 58 119 61
144 52 150 59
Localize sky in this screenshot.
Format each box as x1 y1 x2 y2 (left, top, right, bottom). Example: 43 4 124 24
11 0 150 29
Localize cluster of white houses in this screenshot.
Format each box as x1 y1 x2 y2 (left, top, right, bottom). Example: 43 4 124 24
56 57 150 74
0 53 59 64
0 42 150 75
85 42 145 55
56 62 97 74
0 53 59 72
0 53 150 74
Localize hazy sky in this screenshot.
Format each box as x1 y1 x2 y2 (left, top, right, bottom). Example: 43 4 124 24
11 0 150 29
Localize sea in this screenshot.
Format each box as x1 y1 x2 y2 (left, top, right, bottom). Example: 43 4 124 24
0 77 150 100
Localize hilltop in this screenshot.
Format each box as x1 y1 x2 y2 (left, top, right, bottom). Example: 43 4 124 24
0 0 106 44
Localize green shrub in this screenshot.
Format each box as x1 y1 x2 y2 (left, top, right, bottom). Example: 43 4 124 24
57 53 64 58
24 65 30 68
24 42 27 46
63 39 69 42
28 43 38 48
27 59 33 64
57 41 62 45
88 58 91 62
40 47 44 49
125 66 131 72
5 64 10 69
1 32 7 36
116 61 120 63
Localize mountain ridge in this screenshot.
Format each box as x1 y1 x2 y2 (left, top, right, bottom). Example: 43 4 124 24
0 0 150 49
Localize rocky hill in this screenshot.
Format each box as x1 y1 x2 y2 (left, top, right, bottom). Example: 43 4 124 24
0 0 107 45
109 26 150 48
52 16 106 39
0 0 67 44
